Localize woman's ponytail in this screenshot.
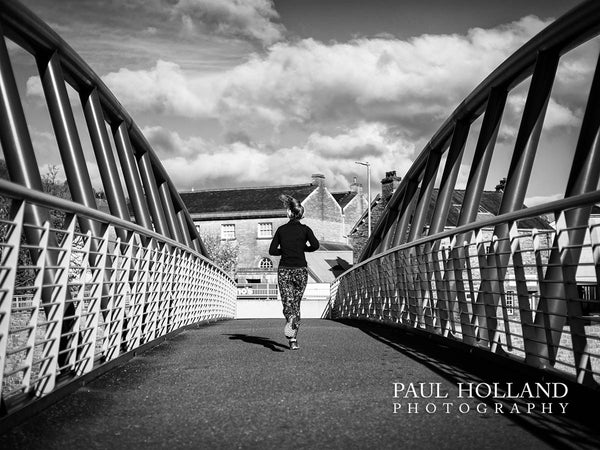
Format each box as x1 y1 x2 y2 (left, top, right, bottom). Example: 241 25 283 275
279 194 304 219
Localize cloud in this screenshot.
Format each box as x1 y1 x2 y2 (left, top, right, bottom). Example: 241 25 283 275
148 123 414 192
102 60 219 116
305 122 415 160
525 193 563 207
100 15 557 144
170 0 285 46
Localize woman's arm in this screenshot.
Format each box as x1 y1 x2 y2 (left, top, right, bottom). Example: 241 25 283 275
269 229 281 255
304 226 320 252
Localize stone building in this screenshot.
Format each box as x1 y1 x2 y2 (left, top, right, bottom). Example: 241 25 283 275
348 170 401 262
180 174 367 285
346 170 600 321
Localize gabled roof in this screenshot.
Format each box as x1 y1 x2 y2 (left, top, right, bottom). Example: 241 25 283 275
436 190 552 230
181 184 361 218
180 183 316 215
331 191 357 209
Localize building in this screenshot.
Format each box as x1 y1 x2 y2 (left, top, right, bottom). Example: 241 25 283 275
180 174 366 287
348 170 402 262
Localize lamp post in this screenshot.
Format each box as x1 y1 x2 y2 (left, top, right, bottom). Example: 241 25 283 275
355 161 371 237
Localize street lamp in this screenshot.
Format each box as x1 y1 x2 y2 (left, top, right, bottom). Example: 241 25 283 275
355 161 371 237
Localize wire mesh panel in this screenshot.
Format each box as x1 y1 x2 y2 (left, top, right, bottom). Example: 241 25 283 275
333 1 600 389
332 196 600 386
0 0 236 420
0 196 236 414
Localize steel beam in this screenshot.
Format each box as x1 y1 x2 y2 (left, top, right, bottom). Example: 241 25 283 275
113 123 153 230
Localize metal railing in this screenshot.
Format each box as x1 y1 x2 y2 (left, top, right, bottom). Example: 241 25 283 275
0 0 236 420
237 283 279 299
332 0 600 388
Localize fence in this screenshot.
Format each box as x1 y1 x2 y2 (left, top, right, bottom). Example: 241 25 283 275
0 0 236 422
332 0 600 388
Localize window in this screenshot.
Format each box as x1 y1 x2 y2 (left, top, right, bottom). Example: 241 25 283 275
258 222 273 238
221 224 235 240
259 257 273 269
505 290 515 316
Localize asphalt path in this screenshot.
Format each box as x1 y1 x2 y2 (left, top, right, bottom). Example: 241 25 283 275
1 319 599 449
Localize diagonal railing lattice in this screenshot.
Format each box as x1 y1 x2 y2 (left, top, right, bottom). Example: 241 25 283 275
0 0 236 422
332 0 600 389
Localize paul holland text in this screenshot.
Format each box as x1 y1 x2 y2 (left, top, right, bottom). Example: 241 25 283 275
392 382 569 415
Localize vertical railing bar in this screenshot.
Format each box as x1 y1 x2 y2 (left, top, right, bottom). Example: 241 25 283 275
112 123 153 230
428 120 470 236
377 209 400 252
390 178 421 247
408 150 443 242
158 182 184 244
176 210 193 248
459 88 508 227
81 87 130 241
137 153 171 239
38 51 99 234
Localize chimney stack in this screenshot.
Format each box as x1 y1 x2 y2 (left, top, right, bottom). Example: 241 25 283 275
350 176 363 194
381 170 401 203
311 173 326 188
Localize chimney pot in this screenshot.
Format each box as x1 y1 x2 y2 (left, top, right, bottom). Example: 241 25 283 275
311 173 326 187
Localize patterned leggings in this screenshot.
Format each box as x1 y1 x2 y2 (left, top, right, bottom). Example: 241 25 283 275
278 267 308 339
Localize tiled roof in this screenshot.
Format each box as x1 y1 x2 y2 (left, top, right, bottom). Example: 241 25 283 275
331 191 357 209
435 190 553 230
180 184 316 215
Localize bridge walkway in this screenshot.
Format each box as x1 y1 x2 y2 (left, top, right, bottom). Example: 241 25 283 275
1 319 599 449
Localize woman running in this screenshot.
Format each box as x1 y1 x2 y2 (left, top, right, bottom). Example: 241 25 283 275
269 195 320 350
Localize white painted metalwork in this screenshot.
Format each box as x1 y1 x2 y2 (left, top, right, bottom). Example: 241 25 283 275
0 0 236 422
333 1 600 389
0 182 236 415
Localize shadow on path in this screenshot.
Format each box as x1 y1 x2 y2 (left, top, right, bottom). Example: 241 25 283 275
225 334 288 352
338 319 600 450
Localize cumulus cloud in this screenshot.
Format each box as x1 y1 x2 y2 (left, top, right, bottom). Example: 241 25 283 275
100 15 558 144
147 123 414 191
169 0 285 46
102 60 219 116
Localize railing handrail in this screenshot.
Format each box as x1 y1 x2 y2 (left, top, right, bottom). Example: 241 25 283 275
341 188 600 281
0 179 234 282
0 0 205 255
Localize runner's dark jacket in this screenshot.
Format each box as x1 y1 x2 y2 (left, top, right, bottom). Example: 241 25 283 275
269 219 320 267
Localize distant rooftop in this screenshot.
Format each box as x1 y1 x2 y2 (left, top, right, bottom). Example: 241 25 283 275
181 182 358 217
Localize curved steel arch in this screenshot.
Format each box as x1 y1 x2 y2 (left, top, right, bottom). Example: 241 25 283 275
0 0 235 423
333 0 600 388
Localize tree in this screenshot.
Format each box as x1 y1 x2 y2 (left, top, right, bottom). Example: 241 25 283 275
200 231 239 277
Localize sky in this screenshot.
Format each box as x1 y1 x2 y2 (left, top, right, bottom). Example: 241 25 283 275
7 0 595 205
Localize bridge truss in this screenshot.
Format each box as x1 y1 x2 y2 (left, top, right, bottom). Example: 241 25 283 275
332 1 600 388
0 0 236 422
